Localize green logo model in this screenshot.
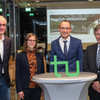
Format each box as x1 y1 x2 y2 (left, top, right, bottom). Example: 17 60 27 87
50 55 80 77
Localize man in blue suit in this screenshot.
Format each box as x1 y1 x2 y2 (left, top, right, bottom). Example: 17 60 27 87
50 20 83 72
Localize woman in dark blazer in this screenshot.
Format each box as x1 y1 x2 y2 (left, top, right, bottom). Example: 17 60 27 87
16 33 44 100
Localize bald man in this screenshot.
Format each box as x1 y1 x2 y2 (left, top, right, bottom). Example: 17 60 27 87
0 15 11 100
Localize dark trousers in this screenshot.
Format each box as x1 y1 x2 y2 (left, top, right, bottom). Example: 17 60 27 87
89 85 100 100
90 96 100 100
0 76 10 100
21 87 41 100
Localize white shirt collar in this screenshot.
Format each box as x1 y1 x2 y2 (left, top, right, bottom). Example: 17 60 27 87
97 44 100 48
0 35 4 42
60 36 70 43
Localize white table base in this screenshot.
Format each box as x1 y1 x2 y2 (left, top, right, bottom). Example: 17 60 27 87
39 81 91 100
33 72 97 100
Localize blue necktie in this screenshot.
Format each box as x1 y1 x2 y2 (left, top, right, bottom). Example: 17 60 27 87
96 47 100 68
63 41 67 57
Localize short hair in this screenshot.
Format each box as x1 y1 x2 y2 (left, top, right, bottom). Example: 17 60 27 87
23 33 38 52
59 20 71 27
0 15 7 23
94 24 100 34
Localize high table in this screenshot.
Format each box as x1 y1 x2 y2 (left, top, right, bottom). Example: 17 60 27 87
32 72 97 100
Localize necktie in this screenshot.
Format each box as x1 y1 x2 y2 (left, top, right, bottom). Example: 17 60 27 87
96 47 100 68
63 41 67 57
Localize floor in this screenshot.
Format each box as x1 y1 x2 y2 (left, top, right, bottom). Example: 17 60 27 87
11 87 19 100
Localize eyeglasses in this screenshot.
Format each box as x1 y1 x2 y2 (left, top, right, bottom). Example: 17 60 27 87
60 27 71 30
0 24 6 27
28 40 36 42
95 34 100 36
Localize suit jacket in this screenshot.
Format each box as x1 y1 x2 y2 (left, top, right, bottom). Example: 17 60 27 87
0 35 11 87
50 36 83 72
83 43 100 97
16 52 44 93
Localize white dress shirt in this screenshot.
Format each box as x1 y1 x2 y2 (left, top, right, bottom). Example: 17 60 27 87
59 36 70 53
0 35 4 73
97 44 100 55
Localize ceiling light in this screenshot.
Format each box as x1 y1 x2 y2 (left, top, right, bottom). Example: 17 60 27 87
27 0 31 6
35 0 39 3
88 0 93 1
27 3 30 6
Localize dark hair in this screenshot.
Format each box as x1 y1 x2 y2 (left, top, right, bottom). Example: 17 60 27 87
59 20 71 27
94 24 100 34
23 33 38 52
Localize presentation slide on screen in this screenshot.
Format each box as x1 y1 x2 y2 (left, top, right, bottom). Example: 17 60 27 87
47 9 100 46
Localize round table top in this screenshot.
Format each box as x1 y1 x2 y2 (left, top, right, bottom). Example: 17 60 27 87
32 72 97 83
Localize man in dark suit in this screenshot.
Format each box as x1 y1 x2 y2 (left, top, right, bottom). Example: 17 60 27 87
50 20 83 72
83 24 100 100
0 15 11 100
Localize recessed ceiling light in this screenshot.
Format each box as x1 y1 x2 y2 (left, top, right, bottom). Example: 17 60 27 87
27 3 30 6
35 0 39 3
88 0 93 1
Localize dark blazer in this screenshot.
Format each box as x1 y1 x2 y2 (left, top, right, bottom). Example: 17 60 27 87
50 36 83 72
83 43 100 97
16 52 44 93
0 35 11 87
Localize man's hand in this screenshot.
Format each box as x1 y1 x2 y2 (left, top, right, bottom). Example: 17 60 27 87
92 81 100 93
